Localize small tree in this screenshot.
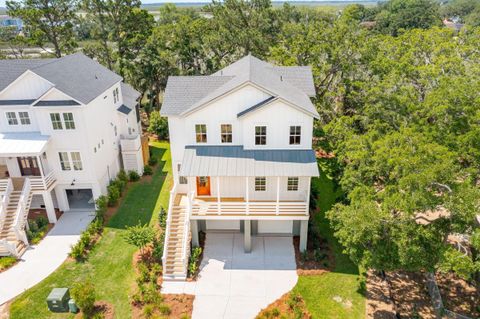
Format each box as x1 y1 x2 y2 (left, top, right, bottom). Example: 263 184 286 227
123 223 155 255
147 110 169 140
71 280 96 318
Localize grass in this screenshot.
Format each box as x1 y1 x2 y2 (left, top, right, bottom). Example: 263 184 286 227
292 159 366 319
9 141 172 319
0 256 17 271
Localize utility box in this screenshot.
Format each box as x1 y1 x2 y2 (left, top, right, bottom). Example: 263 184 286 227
68 298 78 313
46 288 70 313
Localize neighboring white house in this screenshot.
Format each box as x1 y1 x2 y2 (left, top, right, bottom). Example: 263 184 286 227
160 54 319 280
0 53 144 257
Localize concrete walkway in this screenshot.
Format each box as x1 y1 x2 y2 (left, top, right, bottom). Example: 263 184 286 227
162 233 298 319
0 211 95 305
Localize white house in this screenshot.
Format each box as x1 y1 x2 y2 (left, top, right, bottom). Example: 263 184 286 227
160 55 319 280
0 53 144 257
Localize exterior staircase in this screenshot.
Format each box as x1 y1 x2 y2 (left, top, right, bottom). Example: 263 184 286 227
0 178 33 257
162 186 193 281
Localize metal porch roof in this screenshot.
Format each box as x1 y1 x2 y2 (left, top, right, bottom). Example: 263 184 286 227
0 132 50 156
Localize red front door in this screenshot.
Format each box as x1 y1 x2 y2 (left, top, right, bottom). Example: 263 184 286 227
196 176 211 196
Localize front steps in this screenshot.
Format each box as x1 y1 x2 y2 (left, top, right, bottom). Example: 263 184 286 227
163 204 189 280
0 178 33 257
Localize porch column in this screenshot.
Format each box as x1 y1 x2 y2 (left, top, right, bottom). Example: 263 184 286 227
43 190 57 223
300 220 308 252
37 155 45 178
245 177 249 215
191 220 199 247
276 176 280 215
216 177 221 215
244 220 251 253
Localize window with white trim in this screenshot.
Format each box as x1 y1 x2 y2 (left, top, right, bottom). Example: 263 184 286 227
221 124 232 143
289 126 301 145
71 152 83 170
58 152 71 170
177 164 187 184
255 126 266 145
19 112 30 125
255 177 266 191
50 113 63 130
195 124 207 143
287 177 299 191
63 113 75 129
6 112 18 125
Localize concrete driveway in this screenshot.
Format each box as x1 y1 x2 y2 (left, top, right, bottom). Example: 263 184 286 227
162 232 298 319
0 211 95 305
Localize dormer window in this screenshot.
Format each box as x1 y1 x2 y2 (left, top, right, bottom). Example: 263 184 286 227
195 124 207 143
6 112 18 125
255 126 267 145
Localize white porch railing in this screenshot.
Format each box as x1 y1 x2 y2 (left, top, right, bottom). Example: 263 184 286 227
162 183 178 272
181 191 194 274
0 179 13 231
28 171 56 191
12 178 31 247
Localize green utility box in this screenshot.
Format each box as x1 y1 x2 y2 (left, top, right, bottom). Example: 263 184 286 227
46 288 70 313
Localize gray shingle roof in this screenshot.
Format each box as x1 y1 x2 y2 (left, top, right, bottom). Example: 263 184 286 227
161 55 319 118
0 53 122 104
34 100 80 106
120 82 140 110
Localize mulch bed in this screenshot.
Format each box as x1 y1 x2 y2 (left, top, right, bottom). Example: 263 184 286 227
436 272 480 317
28 208 63 222
74 301 114 319
256 293 311 319
366 270 396 319
292 236 333 276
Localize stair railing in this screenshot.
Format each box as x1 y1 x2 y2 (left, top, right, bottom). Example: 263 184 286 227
162 183 177 274
13 178 31 246
0 178 13 231
180 190 194 276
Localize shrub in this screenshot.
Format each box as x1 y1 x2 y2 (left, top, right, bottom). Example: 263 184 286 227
79 231 92 248
158 207 167 229
152 233 164 262
71 281 96 318
70 241 86 261
142 282 160 304
87 218 103 235
147 110 169 140
117 169 128 183
128 170 140 182
110 177 126 195
271 308 280 317
148 156 158 166
143 304 154 318
95 195 108 220
143 165 153 175
36 216 49 228
123 223 155 255
188 246 202 277
107 184 120 207
158 304 171 315
0 256 17 270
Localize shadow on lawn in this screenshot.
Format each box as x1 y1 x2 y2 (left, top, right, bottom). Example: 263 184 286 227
107 146 167 229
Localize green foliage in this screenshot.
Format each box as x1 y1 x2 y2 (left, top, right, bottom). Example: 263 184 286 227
128 170 140 182
441 0 480 25
158 207 167 229
123 223 155 254
71 280 96 318
26 216 49 244
143 165 153 176
148 156 158 166
107 184 120 207
151 232 164 263
147 111 169 140
6 0 78 57
438 247 479 280
117 169 129 184
0 256 17 271
95 195 108 220
188 246 202 277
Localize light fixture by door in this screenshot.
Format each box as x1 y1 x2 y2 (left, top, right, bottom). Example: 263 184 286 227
71 179 76 186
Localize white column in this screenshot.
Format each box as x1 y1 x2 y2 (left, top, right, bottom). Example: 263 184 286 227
217 177 221 215
43 191 57 223
54 187 69 211
191 220 199 247
244 220 251 253
300 220 308 252
37 155 45 178
276 176 280 215
245 177 249 215
306 177 311 215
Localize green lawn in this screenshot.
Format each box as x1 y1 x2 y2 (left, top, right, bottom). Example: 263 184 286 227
293 160 366 319
9 141 172 319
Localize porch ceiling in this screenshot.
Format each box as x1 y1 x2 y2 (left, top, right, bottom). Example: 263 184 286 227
180 145 319 177
0 132 50 156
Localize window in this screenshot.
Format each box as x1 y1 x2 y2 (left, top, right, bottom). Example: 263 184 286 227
71 152 83 170
113 87 119 104
19 112 30 125
114 125 118 137
287 177 299 191
63 113 75 129
195 124 207 143
255 177 266 191
289 126 301 145
255 126 267 145
50 113 62 130
58 152 71 170
221 124 232 143
6 112 18 125
177 164 187 184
